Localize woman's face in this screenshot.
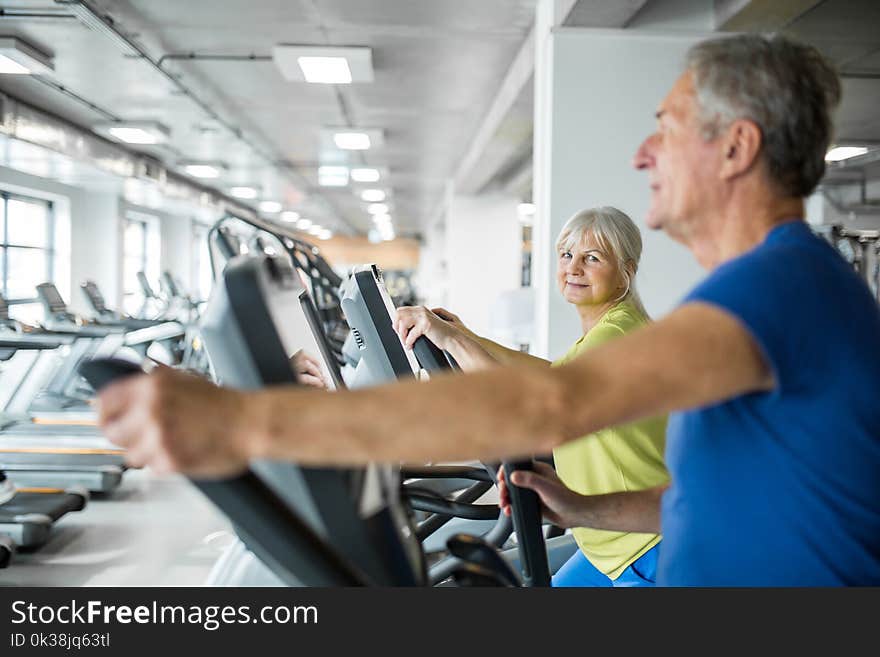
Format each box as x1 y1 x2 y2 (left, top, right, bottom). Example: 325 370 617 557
556 232 626 308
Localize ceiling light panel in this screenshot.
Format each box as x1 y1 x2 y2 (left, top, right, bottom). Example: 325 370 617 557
298 57 351 84
259 201 282 213
229 186 259 199
318 165 349 187
181 162 226 179
826 146 869 162
94 121 170 145
334 131 371 150
273 46 374 84
351 168 381 183
0 37 54 75
324 128 383 152
360 189 386 202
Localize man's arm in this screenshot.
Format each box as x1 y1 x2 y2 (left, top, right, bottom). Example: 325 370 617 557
251 302 772 464
99 302 772 475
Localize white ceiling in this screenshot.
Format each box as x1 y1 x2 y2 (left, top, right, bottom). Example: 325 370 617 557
0 0 877 239
0 0 539 237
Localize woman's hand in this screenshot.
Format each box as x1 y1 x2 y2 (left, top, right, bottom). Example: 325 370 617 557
430 307 475 339
496 462 588 529
290 349 328 389
394 306 463 351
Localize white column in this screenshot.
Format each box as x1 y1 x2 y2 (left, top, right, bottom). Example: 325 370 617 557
532 19 710 359
444 193 522 342
68 192 122 314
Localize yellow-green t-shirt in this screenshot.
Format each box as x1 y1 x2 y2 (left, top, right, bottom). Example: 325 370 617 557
551 302 669 580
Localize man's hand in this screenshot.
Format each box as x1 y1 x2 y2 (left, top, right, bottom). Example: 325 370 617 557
496 462 588 529
96 367 253 478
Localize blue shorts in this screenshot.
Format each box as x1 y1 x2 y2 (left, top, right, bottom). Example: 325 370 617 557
551 542 660 587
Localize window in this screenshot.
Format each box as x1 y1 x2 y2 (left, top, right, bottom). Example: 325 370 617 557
0 191 55 323
122 212 160 316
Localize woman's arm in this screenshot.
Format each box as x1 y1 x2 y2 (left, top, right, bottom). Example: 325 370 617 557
395 306 550 370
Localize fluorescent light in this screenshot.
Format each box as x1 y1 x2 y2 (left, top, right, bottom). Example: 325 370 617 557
307 225 323 235
109 127 159 144
373 213 392 225
259 201 282 213
517 202 536 216
297 56 352 84
379 222 395 240
319 166 348 176
351 168 380 183
184 164 221 179
274 46 373 83
319 175 348 187
230 186 259 199
0 37 54 76
280 211 300 222
826 146 869 162
361 189 386 202
94 121 170 145
0 54 30 74
318 165 349 187
296 218 312 229
334 132 371 150
367 203 389 215
318 229 333 240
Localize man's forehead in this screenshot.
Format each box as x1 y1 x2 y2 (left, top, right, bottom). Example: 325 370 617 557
656 72 696 118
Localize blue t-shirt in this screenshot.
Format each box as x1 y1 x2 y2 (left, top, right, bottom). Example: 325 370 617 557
660 220 880 586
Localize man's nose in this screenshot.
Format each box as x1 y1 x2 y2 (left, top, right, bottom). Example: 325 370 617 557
633 134 656 170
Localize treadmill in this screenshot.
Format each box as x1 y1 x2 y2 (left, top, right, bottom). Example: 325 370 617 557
0 480 88 551
80 280 176 331
0 301 127 493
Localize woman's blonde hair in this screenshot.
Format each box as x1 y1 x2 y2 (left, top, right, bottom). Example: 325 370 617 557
555 206 648 318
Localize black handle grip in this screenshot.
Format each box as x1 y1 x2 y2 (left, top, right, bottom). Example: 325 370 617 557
77 357 145 392
412 336 450 372
503 460 551 587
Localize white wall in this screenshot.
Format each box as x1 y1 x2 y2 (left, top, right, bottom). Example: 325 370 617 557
532 28 709 358
0 164 121 316
444 193 523 341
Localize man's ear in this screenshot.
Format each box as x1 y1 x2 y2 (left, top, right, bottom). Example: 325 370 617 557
719 119 763 180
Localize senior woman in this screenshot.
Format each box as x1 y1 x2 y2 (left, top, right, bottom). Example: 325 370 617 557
394 206 669 587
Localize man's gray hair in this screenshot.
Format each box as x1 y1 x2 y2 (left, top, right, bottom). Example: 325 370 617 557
686 34 841 198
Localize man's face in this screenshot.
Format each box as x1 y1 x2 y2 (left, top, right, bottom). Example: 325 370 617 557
634 72 723 243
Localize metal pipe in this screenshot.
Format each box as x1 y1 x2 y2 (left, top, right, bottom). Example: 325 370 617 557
157 53 272 67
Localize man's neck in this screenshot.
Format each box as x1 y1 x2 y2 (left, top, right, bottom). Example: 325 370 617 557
690 185 804 269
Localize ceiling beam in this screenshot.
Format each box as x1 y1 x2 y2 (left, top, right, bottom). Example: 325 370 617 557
714 0 825 31
453 0 581 195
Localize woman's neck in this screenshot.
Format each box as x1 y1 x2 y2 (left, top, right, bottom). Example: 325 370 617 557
577 299 621 334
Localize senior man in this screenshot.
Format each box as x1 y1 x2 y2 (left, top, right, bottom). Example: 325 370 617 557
98 34 880 586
